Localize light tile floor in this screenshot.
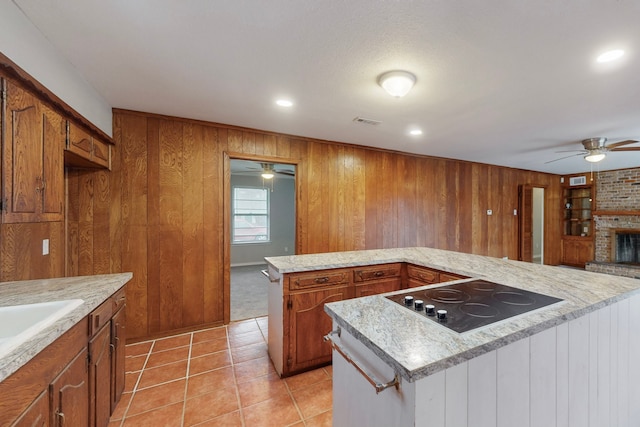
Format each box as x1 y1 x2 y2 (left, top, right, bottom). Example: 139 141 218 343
109 317 332 427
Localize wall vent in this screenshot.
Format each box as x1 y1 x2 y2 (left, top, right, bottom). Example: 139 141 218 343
569 176 587 186
353 117 382 126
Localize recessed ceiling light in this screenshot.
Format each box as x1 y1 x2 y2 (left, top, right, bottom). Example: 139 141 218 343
276 99 293 107
596 49 625 63
409 129 423 136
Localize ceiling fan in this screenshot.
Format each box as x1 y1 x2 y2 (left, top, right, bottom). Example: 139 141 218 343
546 137 640 164
249 163 295 179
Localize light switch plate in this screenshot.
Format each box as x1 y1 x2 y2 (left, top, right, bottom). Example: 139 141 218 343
42 239 49 255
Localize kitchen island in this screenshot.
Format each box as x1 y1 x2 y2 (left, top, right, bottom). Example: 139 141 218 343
265 247 640 427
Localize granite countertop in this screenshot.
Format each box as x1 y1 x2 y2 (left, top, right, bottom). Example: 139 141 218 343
266 247 640 382
0 273 132 382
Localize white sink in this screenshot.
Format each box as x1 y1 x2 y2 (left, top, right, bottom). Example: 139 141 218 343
0 299 84 359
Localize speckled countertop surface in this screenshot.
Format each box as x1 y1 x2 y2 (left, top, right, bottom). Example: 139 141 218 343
266 247 640 382
0 273 132 382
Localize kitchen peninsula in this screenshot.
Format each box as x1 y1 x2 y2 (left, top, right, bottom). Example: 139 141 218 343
265 247 640 427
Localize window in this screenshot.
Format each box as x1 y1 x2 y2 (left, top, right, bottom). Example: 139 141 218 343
232 187 270 243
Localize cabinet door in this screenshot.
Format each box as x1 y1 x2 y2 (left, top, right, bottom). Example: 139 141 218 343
66 122 92 160
10 390 49 427
287 286 349 374
561 239 594 268
354 278 401 297
89 324 111 427
2 80 42 222
50 348 88 427
110 307 126 413
40 105 64 219
1 80 64 222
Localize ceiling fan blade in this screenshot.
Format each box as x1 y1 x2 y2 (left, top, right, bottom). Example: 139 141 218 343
606 139 639 149
544 153 583 164
275 170 295 176
610 147 640 152
555 149 586 153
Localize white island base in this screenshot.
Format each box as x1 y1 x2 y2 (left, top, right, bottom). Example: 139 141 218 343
331 293 640 427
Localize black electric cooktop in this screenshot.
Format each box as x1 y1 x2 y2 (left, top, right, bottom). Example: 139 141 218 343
386 280 563 333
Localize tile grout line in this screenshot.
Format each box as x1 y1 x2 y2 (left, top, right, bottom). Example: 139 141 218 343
230 322 248 427
180 332 194 427
118 340 155 424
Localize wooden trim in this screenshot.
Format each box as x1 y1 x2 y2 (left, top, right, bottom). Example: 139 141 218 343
0 52 113 144
593 210 640 216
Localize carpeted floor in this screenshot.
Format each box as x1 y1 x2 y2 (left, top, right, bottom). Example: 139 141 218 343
230 264 269 321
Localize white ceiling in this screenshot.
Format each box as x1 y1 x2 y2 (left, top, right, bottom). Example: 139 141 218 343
14 0 640 175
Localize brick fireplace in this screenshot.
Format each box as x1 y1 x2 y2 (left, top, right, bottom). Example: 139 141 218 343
586 168 640 279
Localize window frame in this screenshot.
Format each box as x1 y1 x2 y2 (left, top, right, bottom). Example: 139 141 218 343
231 186 270 244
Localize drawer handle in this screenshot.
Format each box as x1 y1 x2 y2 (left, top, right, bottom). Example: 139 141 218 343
324 330 400 394
314 277 330 284
374 271 384 277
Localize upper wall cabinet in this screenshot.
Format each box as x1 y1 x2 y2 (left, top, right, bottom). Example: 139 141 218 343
1 79 65 223
66 121 111 169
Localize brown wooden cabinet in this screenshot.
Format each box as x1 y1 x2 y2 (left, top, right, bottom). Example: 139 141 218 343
110 303 126 412
1 79 64 223
65 121 111 169
353 263 401 297
10 390 49 427
89 324 111 427
560 175 595 267
286 285 350 374
406 264 468 288
1 289 126 427
50 348 89 427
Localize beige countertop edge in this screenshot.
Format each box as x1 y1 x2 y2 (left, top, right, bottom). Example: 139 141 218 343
0 273 133 383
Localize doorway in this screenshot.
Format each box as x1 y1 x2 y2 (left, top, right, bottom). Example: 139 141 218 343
226 157 296 322
518 185 545 264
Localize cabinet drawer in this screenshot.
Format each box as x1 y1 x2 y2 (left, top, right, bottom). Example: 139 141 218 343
90 299 113 336
353 263 402 282
440 272 467 282
288 269 350 290
112 288 126 312
406 265 440 283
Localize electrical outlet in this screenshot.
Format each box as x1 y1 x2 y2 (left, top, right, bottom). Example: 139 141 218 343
42 239 49 255
284 246 288 252
487 209 493 215
513 209 517 215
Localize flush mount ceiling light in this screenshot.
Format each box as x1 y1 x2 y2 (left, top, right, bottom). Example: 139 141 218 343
409 129 423 136
597 49 625 63
378 70 416 97
275 99 293 107
584 150 606 163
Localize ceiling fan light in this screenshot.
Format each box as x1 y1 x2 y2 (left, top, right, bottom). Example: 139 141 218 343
378 70 416 97
261 172 275 179
584 152 606 163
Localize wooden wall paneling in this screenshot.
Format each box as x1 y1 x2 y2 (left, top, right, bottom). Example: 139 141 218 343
416 157 435 248
157 120 184 332
351 147 367 251
242 131 256 154
445 160 461 251
227 129 243 153
262 134 277 157
381 152 398 249
276 136 291 159
306 142 324 253
202 126 221 324
457 162 473 254
327 144 340 251
364 151 380 248
335 145 346 252
146 118 161 335
0 222 64 280
434 159 449 250
66 169 80 276
109 117 123 274
92 171 110 274
397 155 417 248
471 163 489 256
181 123 204 327
292 139 308 254
118 114 150 339
78 170 94 275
